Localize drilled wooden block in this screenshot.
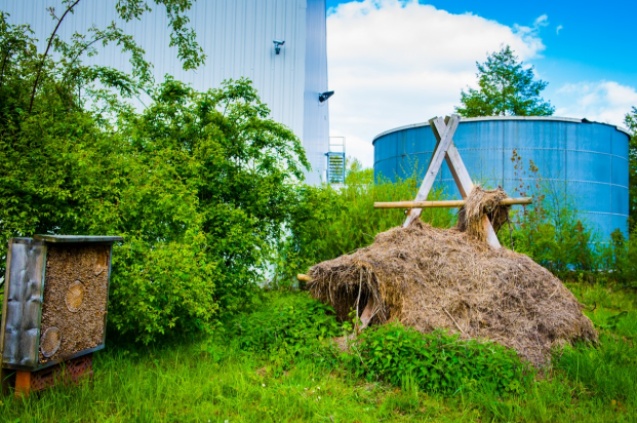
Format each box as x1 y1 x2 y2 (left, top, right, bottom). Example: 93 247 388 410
39 244 110 365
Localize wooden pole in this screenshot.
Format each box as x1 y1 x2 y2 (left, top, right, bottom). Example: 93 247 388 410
297 274 312 282
374 197 532 209
403 115 460 227
15 371 31 398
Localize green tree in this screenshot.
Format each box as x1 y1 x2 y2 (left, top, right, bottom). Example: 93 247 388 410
0 7 307 343
456 45 554 117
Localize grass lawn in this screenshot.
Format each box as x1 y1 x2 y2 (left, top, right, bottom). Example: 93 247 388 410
1 281 635 422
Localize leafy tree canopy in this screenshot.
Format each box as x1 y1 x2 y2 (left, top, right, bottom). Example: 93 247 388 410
0 5 307 343
456 45 555 117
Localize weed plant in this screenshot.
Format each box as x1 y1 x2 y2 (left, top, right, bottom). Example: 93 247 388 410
223 291 341 372
553 282 637 415
349 323 533 397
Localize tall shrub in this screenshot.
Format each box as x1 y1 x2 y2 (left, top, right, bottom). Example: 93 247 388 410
0 12 308 343
277 162 453 283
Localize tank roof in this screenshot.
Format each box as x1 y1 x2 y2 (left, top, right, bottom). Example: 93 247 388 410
372 116 631 145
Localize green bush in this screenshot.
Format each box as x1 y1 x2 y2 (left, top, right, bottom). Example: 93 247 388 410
277 162 453 284
0 13 308 344
605 227 637 289
500 152 600 274
349 323 533 396
227 292 341 363
109 233 220 344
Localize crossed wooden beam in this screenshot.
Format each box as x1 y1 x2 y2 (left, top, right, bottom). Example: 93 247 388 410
297 115 532 323
375 114 531 249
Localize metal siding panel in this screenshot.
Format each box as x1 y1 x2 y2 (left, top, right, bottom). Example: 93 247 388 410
566 150 611 183
374 134 398 181
302 0 329 184
575 123 612 154
612 185 629 217
476 148 505 185
412 128 437 179
569 181 612 213
1 239 46 369
611 126 629 157
4 0 323 181
403 128 421 155
611 155 629 187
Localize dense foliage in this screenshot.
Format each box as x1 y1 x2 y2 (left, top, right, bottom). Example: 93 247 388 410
0 9 307 343
456 45 555 117
500 186 597 274
276 162 454 284
104 78 310 343
350 323 533 396
227 292 340 369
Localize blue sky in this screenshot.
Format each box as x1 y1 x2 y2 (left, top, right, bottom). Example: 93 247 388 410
324 0 637 165
415 0 637 87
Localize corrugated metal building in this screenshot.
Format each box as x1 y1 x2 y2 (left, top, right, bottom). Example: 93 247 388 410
373 117 630 240
3 0 331 184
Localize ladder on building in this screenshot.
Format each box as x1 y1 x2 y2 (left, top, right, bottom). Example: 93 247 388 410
326 136 346 184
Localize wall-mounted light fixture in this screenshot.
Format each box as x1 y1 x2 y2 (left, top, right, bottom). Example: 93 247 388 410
319 90 334 102
273 40 285 55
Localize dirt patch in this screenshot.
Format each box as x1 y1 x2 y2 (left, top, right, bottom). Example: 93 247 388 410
39 243 111 364
307 187 597 366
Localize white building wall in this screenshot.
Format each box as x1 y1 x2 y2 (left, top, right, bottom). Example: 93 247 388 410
303 0 330 184
1 0 330 184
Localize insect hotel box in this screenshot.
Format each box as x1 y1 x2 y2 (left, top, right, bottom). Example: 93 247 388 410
0 235 122 394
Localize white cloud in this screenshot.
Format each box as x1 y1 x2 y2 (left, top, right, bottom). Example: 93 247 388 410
553 81 637 128
556 24 563 35
513 13 549 53
327 0 547 167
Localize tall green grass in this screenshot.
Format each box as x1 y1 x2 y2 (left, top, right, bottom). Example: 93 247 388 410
1 283 635 422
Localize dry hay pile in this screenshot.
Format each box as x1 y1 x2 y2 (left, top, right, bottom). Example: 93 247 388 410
307 187 597 366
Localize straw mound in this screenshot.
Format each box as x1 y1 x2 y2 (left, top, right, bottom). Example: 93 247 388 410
307 187 597 366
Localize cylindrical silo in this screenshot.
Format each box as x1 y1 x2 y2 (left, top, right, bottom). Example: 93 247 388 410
373 116 630 240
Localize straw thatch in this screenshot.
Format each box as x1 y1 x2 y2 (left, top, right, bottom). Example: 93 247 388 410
307 187 597 366
456 186 511 238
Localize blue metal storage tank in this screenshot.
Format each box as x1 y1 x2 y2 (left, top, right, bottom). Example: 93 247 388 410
373 116 630 240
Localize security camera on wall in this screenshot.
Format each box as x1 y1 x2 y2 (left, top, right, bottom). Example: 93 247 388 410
273 40 285 54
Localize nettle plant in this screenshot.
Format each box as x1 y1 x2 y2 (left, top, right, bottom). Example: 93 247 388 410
349 323 533 396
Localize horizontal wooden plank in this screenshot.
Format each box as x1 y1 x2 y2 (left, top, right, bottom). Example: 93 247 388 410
374 197 532 209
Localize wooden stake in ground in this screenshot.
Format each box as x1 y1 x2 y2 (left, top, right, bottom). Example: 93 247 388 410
402 115 501 248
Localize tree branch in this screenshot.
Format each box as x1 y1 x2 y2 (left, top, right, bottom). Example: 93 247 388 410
28 0 82 113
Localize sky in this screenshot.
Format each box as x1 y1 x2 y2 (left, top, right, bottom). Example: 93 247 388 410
324 0 637 167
